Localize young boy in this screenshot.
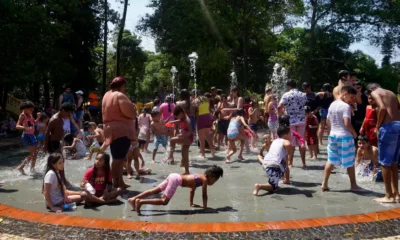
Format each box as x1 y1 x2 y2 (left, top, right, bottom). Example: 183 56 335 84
150 110 167 163
321 85 360 192
257 134 272 163
253 126 293 195
355 135 378 177
248 101 260 149
85 122 105 160
305 106 319 160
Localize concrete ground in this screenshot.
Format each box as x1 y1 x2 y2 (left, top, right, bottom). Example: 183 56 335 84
0 136 396 223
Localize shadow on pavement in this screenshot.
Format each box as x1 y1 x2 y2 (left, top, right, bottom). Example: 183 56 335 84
139 206 238 216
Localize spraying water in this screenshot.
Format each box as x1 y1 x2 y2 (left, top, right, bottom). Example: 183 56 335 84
188 52 199 145
230 71 237 89
270 63 289 100
170 66 178 101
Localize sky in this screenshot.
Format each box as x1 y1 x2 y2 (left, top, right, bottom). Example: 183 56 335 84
110 0 398 66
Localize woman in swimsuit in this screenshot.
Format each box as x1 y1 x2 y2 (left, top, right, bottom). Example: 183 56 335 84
128 165 223 215
225 109 254 164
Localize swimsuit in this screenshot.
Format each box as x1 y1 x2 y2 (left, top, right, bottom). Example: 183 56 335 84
180 117 194 144
194 174 202 188
227 119 241 140
158 173 183 199
37 133 45 141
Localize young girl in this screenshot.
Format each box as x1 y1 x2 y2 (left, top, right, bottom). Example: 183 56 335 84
165 105 193 174
43 154 82 213
267 95 279 140
160 95 175 139
63 134 87 159
360 95 378 147
80 153 122 205
258 134 272 163
37 112 49 149
305 106 319 160
16 101 39 175
225 109 255 164
138 107 151 152
126 118 146 180
128 165 223 215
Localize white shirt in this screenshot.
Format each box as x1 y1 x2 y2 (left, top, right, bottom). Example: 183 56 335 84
152 106 160 112
279 89 307 125
75 139 87 157
263 138 288 166
44 170 64 205
327 100 352 137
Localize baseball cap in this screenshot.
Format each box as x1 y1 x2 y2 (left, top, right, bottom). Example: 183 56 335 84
75 90 84 95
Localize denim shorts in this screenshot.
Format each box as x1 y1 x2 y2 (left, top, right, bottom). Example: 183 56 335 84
22 134 37 147
378 121 400 166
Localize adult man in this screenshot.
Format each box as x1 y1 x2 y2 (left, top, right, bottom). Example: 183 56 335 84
74 90 84 129
58 85 75 109
88 88 101 123
278 79 307 167
302 82 318 114
352 81 368 137
333 70 351 100
367 83 400 203
157 85 168 103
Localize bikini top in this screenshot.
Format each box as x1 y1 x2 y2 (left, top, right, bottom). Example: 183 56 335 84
194 174 202 188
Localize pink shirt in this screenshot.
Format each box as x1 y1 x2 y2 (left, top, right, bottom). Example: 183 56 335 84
160 103 175 121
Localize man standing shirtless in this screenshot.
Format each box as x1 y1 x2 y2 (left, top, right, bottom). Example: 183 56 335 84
367 83 400 203
333 70 352 100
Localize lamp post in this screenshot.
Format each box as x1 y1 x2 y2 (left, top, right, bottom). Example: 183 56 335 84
170 66 178 101
188 52 199 98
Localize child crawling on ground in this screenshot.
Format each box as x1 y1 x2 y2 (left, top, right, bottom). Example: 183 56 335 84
128 165 223 215
253 126 293 195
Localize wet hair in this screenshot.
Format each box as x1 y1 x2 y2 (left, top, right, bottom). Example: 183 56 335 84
205 165 223 180
286 79 297 88
110 76 127 90
354 81 362 87
173 105 185 117
244 96 251 104
204 92 212 99
217 89 223 95
98 124 103 129
340 85 357 95
211 86 217 91
151 110 160 118
278 115 290 127
236 108 244 116
304 106 312 113
251 101 258 108
39 112 49 121
93 153 111 186
221 93 227 100
302 82 311 89
20 101 35 111
153 98 161 106
322 83 332 92
277 125 291 137
358 135 369 142
42 153 64 196
89 122 97 129
263 134 271 139
367 83 381 92
143 107 151 117
83 121 90 132
180 89 191 114
338 70 350 80
60 102 74 113
63 133 74 146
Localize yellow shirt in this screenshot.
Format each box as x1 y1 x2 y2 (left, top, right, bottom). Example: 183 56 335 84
198 101 210 115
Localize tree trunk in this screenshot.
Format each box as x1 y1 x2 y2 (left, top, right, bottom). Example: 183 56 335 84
32 82 40 104
43 78 50 108
116 0 128 76
0 84 3 109
301 1 318 84
102 0 108 95
1 83 8 111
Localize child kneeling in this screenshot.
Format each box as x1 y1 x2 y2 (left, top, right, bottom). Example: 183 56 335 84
80 153 121 205
128 165 223 215
253 126 292 195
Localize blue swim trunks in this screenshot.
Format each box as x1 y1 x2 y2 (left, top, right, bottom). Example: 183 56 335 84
378 121 400 167
249 124 258 132
263 159 286 190
327 135 355 168
154 135 167 149
22 134 37 147
320 108 328 120
37 133 45 141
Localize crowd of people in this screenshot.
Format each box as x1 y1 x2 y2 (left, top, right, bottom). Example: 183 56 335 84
11 71 400 214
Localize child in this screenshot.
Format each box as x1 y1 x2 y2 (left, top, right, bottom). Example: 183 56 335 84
267 95 279 140
165 105 193 174
16 101 38 175
128 165 223 215
150 110 168 163
258 134 272 163
126 118 146 180
279 115 306 169
37 112 49 149
253 126 293 195
138 107 151 152
43 153 82 212
305 106 319 160
80 153 122 205
248 101 260 149
87 122 105 146
63 134 87 159
355 135 378 177
360 95 378 147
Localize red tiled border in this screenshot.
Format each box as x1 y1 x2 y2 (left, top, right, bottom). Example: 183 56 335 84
0 203 399 232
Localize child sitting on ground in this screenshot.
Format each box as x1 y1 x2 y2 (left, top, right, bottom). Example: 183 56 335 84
253 126 293 195
258 134 272 163
80 153 122 205
305 106 319 160
355 135 378 177
150 110 168 163
128 165 223 215
63 134 87 159
85 122 105 160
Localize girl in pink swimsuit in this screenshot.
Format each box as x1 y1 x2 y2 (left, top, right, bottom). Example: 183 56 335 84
128 165 224 215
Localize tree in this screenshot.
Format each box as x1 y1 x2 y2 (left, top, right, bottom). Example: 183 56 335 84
102 0 108 95
116 0 128 76
381 33 393 67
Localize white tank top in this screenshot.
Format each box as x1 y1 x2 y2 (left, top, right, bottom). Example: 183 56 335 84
263 138 287 166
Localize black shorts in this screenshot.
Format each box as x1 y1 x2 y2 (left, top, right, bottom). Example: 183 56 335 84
89 108 99 117
217 119 229 136
48 140 61 153
138 139 146 147
110 137 131 160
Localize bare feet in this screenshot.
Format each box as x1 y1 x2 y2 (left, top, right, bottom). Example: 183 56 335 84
225 158 231 164
321 186 330 192
128 198 136 210
127 174 132 179
374 197 396 203
238 155 244 160
312 156 317 160
135 199 142 215
301 165 307 169
122 183 131 189
253 184 260 196
17 167 26 175
350 186 365 192
151 160 156 164
135 175 140 180
288 164 293 168
280 180 290 184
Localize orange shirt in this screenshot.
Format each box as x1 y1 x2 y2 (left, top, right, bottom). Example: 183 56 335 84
89 93 99 107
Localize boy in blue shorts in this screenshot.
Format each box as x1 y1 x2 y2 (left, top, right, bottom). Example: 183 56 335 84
321 86 360 192
150 110 167 163
368 83 400 203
